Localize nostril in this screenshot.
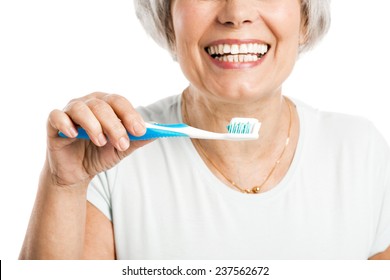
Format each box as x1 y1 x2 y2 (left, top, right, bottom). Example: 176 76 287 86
222 19 253 28
224 21 235 27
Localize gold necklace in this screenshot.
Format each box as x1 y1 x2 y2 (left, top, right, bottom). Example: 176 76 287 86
182 93 293 194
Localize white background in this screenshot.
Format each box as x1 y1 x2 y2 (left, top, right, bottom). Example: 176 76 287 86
0 0 389 260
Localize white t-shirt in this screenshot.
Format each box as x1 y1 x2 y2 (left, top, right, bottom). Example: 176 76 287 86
87 94 390 259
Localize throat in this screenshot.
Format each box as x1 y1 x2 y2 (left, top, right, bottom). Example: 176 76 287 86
185 96 296 194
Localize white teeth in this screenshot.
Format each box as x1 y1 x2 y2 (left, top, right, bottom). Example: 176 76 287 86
223 44 231 54
247 43 254 53
215 54 261 62
239 44 248 53
230 44 239 55
206 43 269 61
218 44 224 54
213 54 265 63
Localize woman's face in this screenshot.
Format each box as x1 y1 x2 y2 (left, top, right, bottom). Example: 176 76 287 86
171 0 304 103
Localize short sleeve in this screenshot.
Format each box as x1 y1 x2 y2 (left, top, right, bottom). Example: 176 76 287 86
370 167 390 256
369 127 390 256
87 170 114 221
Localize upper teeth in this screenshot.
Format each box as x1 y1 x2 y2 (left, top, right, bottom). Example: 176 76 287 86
207 43 269 56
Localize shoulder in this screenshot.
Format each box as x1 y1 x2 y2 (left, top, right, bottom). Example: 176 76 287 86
136 94 181 123
296 99 388 152
294 98 390 183
296 99 371 134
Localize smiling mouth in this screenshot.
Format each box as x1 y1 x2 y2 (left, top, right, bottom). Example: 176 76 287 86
205 43 270 62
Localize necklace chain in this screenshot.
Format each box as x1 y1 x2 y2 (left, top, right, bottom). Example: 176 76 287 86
182 93 293 194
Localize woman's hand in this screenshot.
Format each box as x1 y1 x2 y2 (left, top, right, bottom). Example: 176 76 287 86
46 92 151 187
19 92 144 259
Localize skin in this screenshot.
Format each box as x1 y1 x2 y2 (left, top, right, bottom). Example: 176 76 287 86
19 92 150 259
19 0 389 259
172 0 303 191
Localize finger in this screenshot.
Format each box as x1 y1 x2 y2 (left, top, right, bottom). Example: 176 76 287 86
102 94 146 137
115 139 155 161
64 100 107 147
85 98 130 151
76 91 108 103
48 109 78 139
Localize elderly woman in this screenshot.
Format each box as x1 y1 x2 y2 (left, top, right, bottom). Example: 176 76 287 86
20 0 390 259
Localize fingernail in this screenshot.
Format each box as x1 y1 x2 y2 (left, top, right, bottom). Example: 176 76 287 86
133 120 146 136
119 137 130 151
68 127 78 138
98 133 107 146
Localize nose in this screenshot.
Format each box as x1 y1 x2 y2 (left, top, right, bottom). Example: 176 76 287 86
217 0 258 28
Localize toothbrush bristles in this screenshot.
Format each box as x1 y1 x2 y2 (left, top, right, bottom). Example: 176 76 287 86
226 118 261 134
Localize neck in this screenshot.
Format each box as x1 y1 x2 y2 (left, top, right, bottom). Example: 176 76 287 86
182 85 297 193
183 85 287 149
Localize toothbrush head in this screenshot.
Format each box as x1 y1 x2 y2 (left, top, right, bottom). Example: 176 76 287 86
226 118 261 140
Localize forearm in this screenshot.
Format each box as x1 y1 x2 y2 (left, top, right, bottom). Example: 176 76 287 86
19 165 90 259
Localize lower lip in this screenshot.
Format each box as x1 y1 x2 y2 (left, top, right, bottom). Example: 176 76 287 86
206 52 267 70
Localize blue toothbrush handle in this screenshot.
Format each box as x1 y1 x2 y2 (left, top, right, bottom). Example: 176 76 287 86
58 126 188 141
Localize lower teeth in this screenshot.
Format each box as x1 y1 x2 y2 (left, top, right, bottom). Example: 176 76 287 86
212 53 263 62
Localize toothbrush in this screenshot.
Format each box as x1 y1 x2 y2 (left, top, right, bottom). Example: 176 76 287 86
58 118 261 141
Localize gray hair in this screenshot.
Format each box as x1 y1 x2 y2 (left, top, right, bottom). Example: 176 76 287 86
300 0 331 52
134 0 331 57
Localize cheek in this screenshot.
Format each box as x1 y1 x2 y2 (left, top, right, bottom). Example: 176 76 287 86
261 4 302 86
267 4 302 47
264 6 301 84
172 6 205 49
172 15 199 74
171 5 212 79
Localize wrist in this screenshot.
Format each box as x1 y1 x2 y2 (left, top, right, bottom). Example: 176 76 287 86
40 163 91 195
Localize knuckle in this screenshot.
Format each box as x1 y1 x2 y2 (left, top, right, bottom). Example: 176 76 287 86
88 122 103 134
104 119 126 140
62 92 109 110
103 93 126 104
48 109 70 132
110 119 125 134
88 91 107 99
105 93 132 107
48 109 61 118
85 98 107 114
63 98 79 111
122 114 141 125
68 92 107 104
65 100 86 113
47 109 61 126
68 97 79 104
